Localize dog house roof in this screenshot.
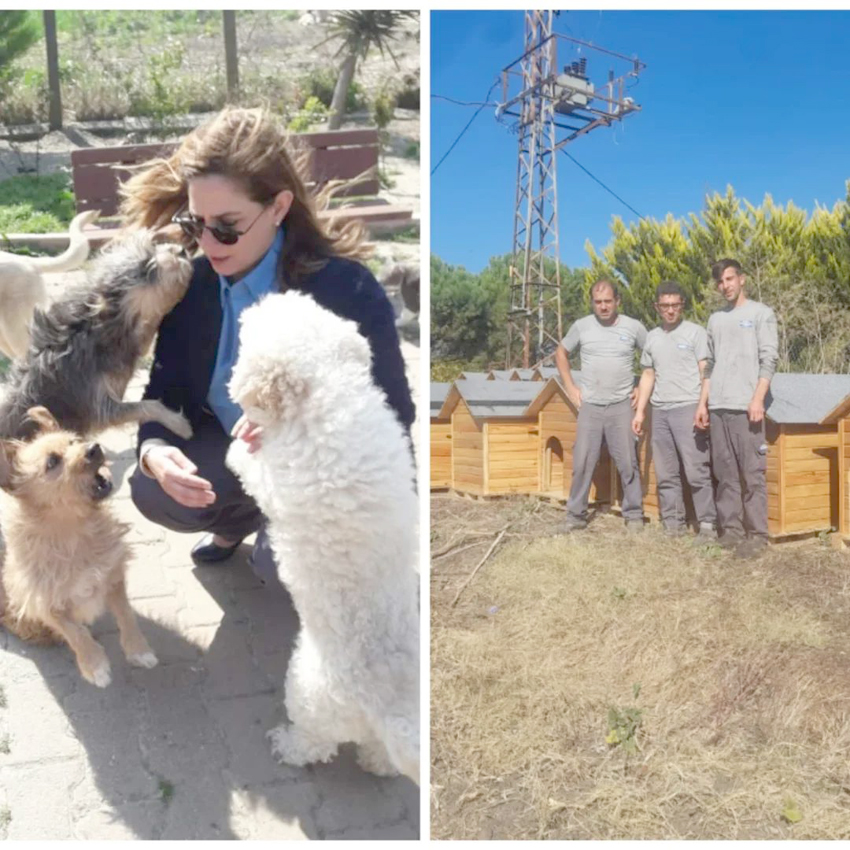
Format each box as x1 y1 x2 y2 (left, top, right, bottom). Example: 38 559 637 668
431 382 451 415
767 373 850 424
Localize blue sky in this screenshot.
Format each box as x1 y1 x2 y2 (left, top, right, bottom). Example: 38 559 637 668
431 10 850 273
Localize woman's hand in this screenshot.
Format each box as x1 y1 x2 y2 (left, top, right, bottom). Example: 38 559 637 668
231 414 264 454
145 445 216 508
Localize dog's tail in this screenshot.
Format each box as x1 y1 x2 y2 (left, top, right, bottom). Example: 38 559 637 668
0 610 62 645
18 210 100 273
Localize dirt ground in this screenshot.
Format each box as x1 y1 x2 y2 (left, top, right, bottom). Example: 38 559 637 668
431 493 850 840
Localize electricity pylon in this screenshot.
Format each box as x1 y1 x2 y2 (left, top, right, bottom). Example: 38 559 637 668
499 12 646 368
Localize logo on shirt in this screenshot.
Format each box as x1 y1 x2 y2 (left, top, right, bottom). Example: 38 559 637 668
758 443 768 455
739 319 754 328
676 342 693 351
619 334 631 342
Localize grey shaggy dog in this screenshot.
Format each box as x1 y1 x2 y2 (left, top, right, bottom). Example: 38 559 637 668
0 230 193 441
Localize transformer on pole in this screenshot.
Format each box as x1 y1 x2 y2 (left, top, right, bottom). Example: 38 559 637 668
499 12 646 368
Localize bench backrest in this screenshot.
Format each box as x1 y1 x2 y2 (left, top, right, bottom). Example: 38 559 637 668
70 127 380 217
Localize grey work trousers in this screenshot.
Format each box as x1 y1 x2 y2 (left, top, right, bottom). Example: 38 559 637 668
651 403 716 530
567 398 643 522
709 409 768 542
129 413 278 586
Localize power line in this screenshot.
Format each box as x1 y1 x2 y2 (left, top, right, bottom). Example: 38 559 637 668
431 79 500 177
560 148 645 220
432 94 498 108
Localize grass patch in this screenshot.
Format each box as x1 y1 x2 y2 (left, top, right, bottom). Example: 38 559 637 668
0 735 9 755
431 497 850 840
0 806 10 830
383 224 419 243
0 685 6 709
0 173 76 234
158 779 174 804
403 141 420 160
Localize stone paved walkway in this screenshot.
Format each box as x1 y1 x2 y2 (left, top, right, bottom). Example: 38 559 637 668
0 337 421 839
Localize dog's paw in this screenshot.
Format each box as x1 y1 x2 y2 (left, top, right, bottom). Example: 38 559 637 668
84 660 112 688
128 650 158 669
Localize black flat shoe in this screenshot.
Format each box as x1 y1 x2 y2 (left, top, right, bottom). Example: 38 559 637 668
190 533 244 564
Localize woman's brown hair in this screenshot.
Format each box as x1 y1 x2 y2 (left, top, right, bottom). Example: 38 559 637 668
118 107 371 286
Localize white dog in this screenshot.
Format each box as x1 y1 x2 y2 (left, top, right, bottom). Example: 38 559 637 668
0 210 100 360
225 291 419 784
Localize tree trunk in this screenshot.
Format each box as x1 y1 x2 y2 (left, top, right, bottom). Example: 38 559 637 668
327 51 357 130
43 11 62 130
222 11 239 101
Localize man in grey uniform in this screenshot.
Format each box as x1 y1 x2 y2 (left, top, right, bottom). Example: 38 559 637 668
556 279 647 531
695 258 778 559
632 281 716 537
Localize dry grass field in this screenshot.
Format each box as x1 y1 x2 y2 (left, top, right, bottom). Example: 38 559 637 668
430 493 850 839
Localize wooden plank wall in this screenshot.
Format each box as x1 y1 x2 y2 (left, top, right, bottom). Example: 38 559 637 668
539 394 574 497
451 400 484 494
430 421 452 489
841 419 850 536
486 421 539 495
537 393 611 503
776 424 838 535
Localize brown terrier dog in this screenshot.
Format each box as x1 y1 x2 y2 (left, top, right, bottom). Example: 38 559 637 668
0 406 157 687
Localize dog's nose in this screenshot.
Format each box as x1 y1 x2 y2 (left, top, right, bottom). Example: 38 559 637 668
85 443 104 464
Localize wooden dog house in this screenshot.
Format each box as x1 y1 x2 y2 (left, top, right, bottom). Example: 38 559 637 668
429 377 612 503
616 374 850 537
430 382 452 489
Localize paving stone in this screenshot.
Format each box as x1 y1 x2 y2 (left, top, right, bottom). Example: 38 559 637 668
1 633 78 682
234 585 300 657
228 783 319 839
138 663 229 779
70 734 159 814
74 802 164 840
198 621 273 699
328 821 419 840
158 771 235 840
0 675 82 765
311 749 408 835
1 758 84 839
208 694 297 786
174 573 229 629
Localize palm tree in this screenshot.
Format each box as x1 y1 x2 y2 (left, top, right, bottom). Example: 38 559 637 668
325 11 416 131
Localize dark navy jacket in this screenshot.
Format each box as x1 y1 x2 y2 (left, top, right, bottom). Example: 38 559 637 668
136 254 415 453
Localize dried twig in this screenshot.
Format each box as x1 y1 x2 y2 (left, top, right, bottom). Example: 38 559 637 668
432 530 494 559
432 539 490 562
451 524 511 607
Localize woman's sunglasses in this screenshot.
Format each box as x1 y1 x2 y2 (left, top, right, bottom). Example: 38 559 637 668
172 206 268 246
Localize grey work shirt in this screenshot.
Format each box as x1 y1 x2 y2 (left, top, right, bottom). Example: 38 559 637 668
706 299 779 411
641 320 708 409
562 314 647 405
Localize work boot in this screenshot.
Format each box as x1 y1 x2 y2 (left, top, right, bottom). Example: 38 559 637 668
562 514 588 533
717 533 743 550
696 523 718 542
734 537 768 560
662 522 686 538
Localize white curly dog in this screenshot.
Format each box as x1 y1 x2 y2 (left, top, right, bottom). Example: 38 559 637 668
225 290 419 784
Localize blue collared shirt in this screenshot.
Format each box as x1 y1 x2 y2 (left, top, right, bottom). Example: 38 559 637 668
207 227 284 434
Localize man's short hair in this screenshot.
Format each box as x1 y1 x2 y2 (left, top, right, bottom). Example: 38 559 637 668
711 258 743 282
590 279 619 300
655 280 686 303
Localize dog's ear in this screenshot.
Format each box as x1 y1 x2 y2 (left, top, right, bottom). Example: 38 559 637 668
25 406 60 434
0 441 18 491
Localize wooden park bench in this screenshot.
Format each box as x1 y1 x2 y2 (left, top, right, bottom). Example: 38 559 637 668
70 127 413 245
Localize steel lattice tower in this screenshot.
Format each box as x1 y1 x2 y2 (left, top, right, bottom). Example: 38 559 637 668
500 13 645 368
507 10 561 370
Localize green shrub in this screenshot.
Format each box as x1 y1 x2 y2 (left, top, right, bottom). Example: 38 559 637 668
395 72 419 110
299 67 363 111
287 96 328 132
